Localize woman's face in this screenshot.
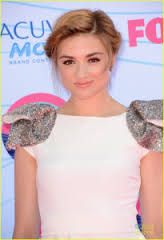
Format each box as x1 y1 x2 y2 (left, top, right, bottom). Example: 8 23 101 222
56 34 114 100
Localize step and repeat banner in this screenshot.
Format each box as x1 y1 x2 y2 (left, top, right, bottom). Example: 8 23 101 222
1 1 162 238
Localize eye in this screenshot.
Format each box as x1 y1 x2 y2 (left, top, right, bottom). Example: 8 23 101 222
62 60 74 65
89 58 100 63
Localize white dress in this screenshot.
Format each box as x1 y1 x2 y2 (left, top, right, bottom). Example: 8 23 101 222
23 111 149 239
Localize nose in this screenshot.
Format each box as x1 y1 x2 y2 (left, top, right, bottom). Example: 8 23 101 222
76 63 89 78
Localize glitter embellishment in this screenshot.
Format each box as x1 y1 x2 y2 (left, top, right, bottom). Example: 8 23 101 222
2 103 57 150
126 99 163 152
2 99 163 152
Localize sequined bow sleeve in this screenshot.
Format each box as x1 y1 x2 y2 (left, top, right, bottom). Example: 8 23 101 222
2 103 57 151
126 99 163 152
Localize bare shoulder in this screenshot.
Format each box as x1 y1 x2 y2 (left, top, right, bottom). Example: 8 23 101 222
14 145 38 172
110 99 128 114
140 150 162 165
15 145 37 161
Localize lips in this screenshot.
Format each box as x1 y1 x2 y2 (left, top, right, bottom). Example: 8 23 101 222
74 80 93 88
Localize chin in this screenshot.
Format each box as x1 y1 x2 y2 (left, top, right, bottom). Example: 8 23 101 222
72 91 100 100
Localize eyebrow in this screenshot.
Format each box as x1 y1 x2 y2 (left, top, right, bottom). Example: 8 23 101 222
59 52 104 59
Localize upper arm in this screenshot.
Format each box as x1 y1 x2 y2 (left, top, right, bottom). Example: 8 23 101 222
139 150 163 239
13 145 41 238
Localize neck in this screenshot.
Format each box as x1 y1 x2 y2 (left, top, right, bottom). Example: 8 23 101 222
62 90 120 117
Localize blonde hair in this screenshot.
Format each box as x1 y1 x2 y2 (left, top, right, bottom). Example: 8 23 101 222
44 8 122 69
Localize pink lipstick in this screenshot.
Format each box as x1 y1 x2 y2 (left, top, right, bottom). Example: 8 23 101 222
74 80 93 88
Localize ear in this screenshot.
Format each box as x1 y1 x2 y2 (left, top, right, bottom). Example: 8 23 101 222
110 54 116 70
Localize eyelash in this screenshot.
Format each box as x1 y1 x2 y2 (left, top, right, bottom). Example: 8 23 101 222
62 58 100 65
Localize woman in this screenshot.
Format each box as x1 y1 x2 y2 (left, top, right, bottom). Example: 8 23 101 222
3 9 162 239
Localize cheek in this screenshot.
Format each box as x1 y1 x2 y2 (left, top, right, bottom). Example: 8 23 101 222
59 67 74 79
58 67 71 81
90 63 109 79
58 70 74 88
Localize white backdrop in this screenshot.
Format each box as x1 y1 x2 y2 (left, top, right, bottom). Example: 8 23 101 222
1 1 162 238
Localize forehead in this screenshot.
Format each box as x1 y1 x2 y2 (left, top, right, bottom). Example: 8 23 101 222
57 34 107 57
